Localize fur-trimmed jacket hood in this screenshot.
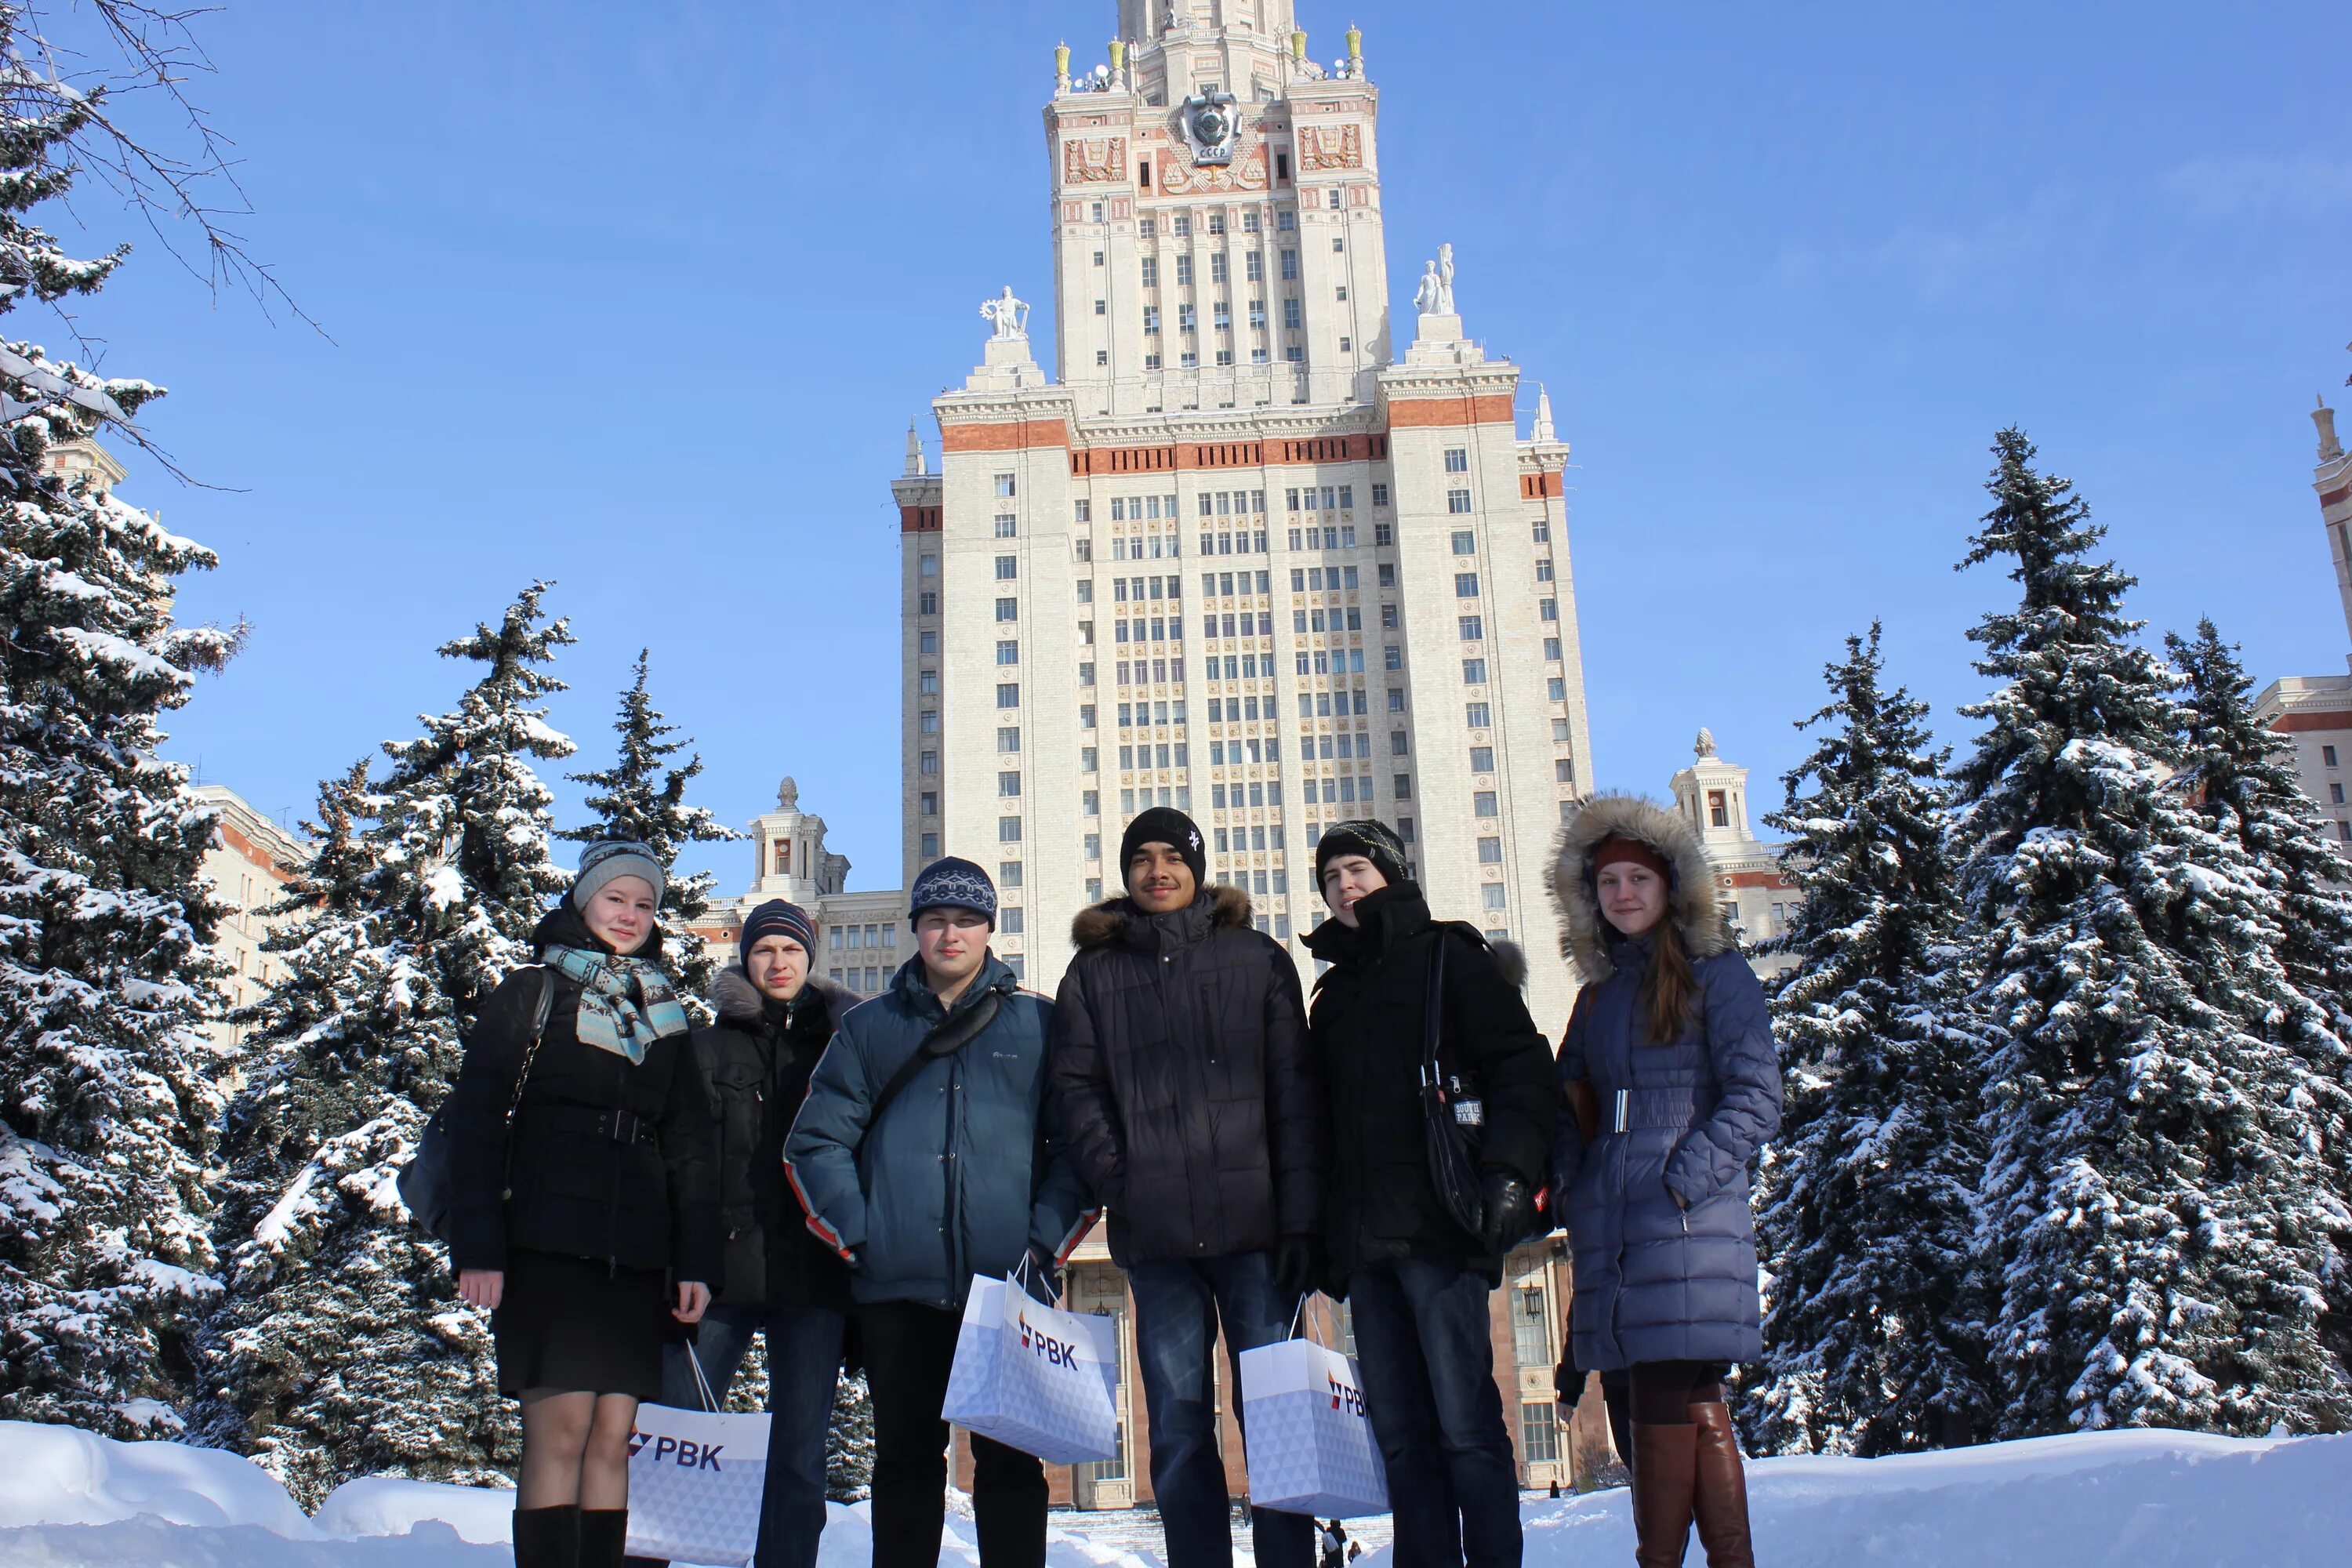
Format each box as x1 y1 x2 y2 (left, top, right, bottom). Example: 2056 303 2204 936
708 964 859 1033
1070 883 1254 952
691 964 859 1310
1549 793 1735 984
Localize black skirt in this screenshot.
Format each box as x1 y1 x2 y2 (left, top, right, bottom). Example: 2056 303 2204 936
493 1247 670 1399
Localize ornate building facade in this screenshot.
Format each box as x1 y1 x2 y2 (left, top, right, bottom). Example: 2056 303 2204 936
691 777 911 996
193 783 307 1053
894 0 1594 1038
2255 388 2352 851
1667 729 1802 978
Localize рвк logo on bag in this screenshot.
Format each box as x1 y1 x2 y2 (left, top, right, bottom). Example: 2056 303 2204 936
1018 1312 1081 1369
627 1430 727 1471
1327 1374 1367 1417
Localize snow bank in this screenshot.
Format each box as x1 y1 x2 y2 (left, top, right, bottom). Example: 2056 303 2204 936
1468 1428 2348 1568
0 1419 318 1536
314 1475 516 1547
2 1418 2346 1566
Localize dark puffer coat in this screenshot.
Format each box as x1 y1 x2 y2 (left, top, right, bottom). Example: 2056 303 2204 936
444 905 721 1285
1048 884 1325 1266
783 953 1095 1312
693 965 859 1311
1304 885 1559 1287
1547 794 1782 1371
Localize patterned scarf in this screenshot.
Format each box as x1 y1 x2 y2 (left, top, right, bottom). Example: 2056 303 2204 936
543 944 690 1064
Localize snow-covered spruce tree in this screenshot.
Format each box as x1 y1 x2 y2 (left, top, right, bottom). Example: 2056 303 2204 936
2168 618 2352 1371
1951 430 2351 1437
559 648 737 1008
203 759 376 1246
194 586 577 1503
1744 624 1991 1455
0 26 240 1436
826 1371 877 1502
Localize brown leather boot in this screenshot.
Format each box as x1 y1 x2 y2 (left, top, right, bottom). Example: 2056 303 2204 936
1631 1421 1699 1567
1689 1403 1755 1567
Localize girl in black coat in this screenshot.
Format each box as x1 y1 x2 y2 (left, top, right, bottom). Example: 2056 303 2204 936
445 842 720 1568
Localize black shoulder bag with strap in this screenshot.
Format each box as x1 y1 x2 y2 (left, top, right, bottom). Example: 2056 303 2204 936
400 971 557 1246
1417 928 1489 1240
853 987 1004 1156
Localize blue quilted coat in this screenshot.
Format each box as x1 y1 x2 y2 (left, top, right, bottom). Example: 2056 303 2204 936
1547 794 1783 1372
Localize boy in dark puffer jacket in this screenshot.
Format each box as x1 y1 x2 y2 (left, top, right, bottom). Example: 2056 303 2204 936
1049 808 1324 1568
630 900 857 1568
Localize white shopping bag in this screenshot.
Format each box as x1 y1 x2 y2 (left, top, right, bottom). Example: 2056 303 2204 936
625 1353 772 1567
940 1269 1120 1465
1238 1334 1389 1519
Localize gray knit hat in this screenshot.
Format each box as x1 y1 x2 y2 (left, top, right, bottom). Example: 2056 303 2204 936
572 840 667 909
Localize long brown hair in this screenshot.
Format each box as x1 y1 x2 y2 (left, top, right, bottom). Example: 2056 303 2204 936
1639 916 1698 1045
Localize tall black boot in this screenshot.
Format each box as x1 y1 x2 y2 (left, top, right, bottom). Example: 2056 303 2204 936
579 1508 630 1568
514 1504 581 1568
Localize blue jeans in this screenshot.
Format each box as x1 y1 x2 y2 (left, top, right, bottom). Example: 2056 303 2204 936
1127 1252 1315 1568
1345 1259 1521 1568
656 1302 846 1568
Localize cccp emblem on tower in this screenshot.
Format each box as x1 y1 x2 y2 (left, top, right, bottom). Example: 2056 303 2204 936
1178 91 1238 165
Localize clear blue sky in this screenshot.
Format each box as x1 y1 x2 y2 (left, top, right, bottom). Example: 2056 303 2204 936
59 0 2352 895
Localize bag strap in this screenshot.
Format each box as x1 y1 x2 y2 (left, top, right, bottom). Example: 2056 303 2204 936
498 971 557 1196
858 987 1003 1150
1421 930 1449 1073
504 972 557 1127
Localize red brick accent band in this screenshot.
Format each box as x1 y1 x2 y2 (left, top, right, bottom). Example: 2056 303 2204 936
941 418 1072 454
900 505 942 533
217 822 296 880
2322 485 2350 509
1066 432 1389 477
1520 471 1564 499
1388 393 1515 428
2267 712 2352 734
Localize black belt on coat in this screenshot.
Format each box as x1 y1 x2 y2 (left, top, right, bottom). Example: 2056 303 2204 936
526 1103 659 1146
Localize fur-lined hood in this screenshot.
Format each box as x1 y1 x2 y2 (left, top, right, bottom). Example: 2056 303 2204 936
1549 793 1733 985
1072 883 1253 949
708 964 860 1030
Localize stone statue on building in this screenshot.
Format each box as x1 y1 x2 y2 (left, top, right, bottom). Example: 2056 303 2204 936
1414 245 1457 317
981 285 1029 340
1696 727 1718 760
778 775 800 809
1413 260 1443 317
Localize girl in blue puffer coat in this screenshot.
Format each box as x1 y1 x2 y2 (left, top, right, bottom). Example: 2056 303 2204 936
1548 795 1780 1568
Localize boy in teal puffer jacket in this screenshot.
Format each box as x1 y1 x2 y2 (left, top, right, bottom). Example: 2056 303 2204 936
784 858 1094 1568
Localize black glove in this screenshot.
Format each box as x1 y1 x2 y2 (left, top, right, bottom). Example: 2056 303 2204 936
1273 1234 1326 1301
1479 1172 1534 1254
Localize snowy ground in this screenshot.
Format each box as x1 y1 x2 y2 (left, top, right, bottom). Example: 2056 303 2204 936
0 1418 2343 1566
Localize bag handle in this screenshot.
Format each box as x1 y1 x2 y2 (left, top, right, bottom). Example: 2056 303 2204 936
684 1342 721 1414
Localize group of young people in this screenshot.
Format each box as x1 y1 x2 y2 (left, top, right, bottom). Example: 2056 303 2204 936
443 793 1783 1568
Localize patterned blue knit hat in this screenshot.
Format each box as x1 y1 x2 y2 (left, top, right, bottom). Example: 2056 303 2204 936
909 856 997 928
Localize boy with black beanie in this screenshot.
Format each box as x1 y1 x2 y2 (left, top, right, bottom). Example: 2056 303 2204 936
1305 818 1558 1568
1047 808 1324 1568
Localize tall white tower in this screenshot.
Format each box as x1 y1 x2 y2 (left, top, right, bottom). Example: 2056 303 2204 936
895 2 1595 1032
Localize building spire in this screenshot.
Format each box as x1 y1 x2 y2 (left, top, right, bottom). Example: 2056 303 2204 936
1531 383 1556 443
903 419 926 476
